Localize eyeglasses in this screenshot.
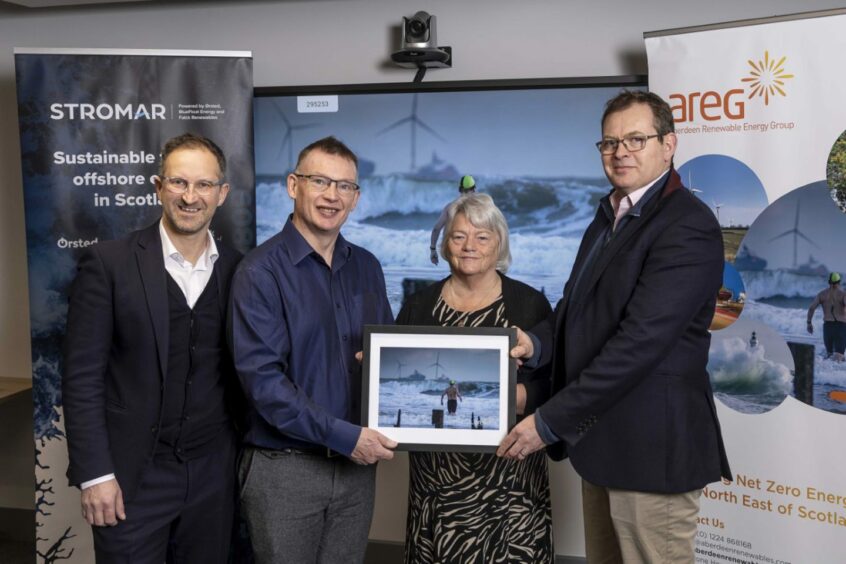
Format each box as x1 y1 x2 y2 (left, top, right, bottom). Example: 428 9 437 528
294 173 359 196
159 176 224 195
595 134 661 155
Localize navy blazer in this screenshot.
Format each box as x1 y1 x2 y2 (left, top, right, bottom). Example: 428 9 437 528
62 221 242 501
534 169 732 494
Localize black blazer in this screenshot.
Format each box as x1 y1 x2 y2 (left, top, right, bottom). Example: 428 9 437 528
534 169 732 494
62 221 242 501
396 272 553 416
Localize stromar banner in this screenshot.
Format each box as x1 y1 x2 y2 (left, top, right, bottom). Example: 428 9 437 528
14 48 255 563
647 10 846 564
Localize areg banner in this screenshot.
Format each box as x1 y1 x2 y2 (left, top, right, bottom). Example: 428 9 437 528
647 10 846 564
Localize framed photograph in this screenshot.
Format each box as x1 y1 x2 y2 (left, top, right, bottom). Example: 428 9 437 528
362 324 517 452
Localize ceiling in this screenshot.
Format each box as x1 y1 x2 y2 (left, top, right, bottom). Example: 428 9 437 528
1 0 150 7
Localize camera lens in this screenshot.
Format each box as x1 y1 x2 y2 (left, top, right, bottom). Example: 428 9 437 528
407 18 427 40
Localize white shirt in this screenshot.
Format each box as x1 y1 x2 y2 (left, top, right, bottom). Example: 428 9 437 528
80 222 218 490
159 221 219 308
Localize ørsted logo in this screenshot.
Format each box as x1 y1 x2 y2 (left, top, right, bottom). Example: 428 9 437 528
669 51 795 123
57 237 98 249
50 103 166 120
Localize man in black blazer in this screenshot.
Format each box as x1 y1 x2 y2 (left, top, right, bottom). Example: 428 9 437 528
63 133 242 563
499 91 731 563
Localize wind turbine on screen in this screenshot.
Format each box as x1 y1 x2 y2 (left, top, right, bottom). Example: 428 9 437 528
396 360 406 379
270 101 319 172
377 93 445 171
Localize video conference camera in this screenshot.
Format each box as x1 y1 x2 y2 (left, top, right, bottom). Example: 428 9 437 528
391 11 452 69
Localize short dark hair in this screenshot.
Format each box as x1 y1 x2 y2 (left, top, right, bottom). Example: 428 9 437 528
602 90 675 138
295 136 358 172
159 133 226 178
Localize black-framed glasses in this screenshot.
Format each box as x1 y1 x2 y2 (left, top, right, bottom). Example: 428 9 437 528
595 134 661 155
294 173 360 196
158 176 224 195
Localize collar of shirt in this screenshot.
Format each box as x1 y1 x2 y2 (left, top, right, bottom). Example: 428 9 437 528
159 220 219 271
601 168 671 224
281 215 352 272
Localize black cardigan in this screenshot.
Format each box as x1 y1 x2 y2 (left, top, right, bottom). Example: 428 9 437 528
396 271 553 416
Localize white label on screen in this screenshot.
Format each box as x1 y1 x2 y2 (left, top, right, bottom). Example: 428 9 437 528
297 95 338 113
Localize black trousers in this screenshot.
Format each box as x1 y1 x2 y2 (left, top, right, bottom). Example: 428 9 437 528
823 321 846 356
92 436 236 564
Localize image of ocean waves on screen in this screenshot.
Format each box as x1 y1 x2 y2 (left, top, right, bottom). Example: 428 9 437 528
254 86 631 314
256 174 602 312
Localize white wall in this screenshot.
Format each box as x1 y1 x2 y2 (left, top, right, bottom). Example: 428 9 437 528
1 0 842 556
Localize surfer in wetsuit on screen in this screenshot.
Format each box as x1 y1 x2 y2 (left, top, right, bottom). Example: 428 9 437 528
430 175 476 265
441 380 463 415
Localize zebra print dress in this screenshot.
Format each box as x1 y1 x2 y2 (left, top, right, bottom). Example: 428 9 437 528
405 294 553 564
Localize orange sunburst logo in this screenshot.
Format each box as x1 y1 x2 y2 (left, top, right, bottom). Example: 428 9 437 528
741 51 794 105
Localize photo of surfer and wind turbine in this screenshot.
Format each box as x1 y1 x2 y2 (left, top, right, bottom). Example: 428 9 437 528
735 180 846 414
679 154 846 415
376 347 502 431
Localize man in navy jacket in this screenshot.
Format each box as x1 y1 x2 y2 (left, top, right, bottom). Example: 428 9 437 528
499 91 731 563
63 133 241 563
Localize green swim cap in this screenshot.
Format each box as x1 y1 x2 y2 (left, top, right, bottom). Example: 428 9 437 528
830 272 842 284
450 380 456 385
459 175 476 192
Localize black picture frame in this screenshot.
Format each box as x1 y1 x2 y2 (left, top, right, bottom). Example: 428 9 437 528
362 324 517 452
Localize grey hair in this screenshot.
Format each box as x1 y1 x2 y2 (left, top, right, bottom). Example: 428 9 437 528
440 193 512 273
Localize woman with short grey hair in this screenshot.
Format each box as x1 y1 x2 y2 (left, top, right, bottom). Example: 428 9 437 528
397 192 554 562
439 193 512 273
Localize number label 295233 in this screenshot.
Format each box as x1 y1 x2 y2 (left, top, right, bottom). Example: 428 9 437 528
297 95 338 113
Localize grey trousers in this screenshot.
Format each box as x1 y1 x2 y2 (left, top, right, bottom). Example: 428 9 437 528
239 447 376 564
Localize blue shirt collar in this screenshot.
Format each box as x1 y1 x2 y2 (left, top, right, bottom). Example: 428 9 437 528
281 215 351 270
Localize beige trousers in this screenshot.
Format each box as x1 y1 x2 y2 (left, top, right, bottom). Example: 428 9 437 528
581 479 701 564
